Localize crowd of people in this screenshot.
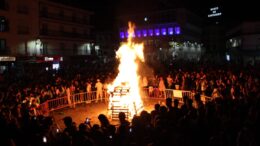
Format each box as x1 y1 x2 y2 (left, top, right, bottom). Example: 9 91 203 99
0 57 259 146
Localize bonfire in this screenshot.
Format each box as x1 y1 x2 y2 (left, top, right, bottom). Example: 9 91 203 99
108 22 145 120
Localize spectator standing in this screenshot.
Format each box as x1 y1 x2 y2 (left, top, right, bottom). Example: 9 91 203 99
158 77 166 98
95 79 103 102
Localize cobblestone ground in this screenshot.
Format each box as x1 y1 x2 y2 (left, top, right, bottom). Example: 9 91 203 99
52 98 165 130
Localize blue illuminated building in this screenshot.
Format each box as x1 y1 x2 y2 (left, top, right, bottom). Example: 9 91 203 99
118 8 204 62
119 25 181 39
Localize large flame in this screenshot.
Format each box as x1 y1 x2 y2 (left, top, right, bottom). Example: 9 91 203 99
108 22 144 119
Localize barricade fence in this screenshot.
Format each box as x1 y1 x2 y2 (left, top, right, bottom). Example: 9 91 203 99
39 88 212 115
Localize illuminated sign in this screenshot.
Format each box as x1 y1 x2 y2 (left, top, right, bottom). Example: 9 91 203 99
208 6 222 17
44 57 54 61
0 56 16 61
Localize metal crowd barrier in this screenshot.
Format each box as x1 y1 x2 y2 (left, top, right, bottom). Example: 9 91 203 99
39 91 109 115
142 88 194 102
39 88 210 116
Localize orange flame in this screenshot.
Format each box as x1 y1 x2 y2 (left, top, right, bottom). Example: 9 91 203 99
108 22 144 119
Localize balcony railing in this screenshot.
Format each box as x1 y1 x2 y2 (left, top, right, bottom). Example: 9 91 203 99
40 11 90 25
40 30 91 39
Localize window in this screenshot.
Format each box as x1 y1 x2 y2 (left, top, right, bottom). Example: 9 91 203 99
0 17 9 32
0 0 8 10
0 39 6 50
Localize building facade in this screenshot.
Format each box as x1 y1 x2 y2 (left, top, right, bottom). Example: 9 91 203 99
226 21 260 65
118 8 205 63
0 0 93 57
203 4 225 58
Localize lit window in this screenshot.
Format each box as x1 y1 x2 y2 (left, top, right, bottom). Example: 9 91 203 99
168 27 174 35
155 28 160 36
0 17 9 32
161 28 167 35
52 63 60 70
120 32 125 39
148 29 153 36
142 29 147 37
136 30 141 37
175 27 181 35
226 54 230 61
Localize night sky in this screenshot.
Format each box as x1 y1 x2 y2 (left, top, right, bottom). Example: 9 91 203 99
71 0 259 30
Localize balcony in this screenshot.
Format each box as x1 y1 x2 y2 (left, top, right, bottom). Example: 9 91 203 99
40 11 90 25
40 30 91 39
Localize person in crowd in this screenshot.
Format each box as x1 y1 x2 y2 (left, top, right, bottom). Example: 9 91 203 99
95 79 103 103
148 85 154 97
150 103 160 127
0 55 259 146
142 76 148 88
86 80 92 101
73 123 94 146
116 112 130 145
158 77 166 98
166 74 174 89
98 114 116 137
212 87 223 100
66 84 73 108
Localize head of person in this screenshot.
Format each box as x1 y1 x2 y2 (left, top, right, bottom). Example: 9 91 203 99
63 116 73 128
98 114 109 127
166 97 172 108
118 112 126 122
